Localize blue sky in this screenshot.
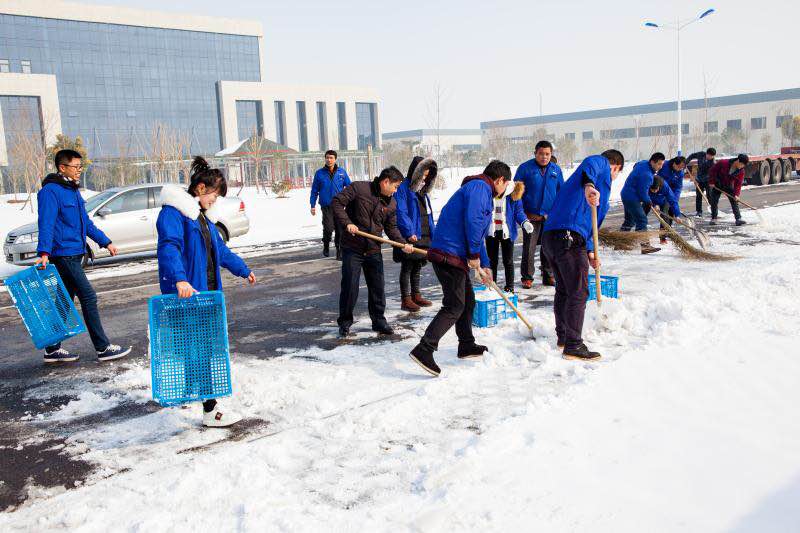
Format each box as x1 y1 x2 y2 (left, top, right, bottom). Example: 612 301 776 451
86 0 798 132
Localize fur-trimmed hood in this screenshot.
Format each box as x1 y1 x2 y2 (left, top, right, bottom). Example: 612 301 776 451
498 180 525 201
408 157 438 195
159 184 222 223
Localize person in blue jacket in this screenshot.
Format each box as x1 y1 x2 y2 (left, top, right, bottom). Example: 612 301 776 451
513 140 563 288
657 155 687 224
394 156 438 312
310 150 351 259
156 156 257 428
408 160 508 377
34 149 131 364
644 175 682 235
542 150 625 362
486 180 534 292
619 152 665 254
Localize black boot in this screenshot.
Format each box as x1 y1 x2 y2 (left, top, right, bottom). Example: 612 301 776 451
562 343 601 361
735 219 747 226
372 323 394 335
410 344 440 376
322 241 330 257
457 343 488 359
338 326 350 338
335 246 342 261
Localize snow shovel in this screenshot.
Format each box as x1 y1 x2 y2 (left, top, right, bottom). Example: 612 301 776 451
659 211 711 250
354 229 536 338
710 186 765 223
590 203 602 306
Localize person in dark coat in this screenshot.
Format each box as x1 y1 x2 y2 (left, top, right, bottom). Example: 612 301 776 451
686 147 716 216
486 180 534 292
332 166 413 337
310 150 351 259
542 150 625 362
156 157 256 427
408 160 509 378
513 140 564 288
394 156 438 312
35 149 131 364
708 154 749 226
619 152 665 254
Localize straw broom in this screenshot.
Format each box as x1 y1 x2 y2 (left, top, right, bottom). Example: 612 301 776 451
598 228 661 251
710 185 765 224
651 209 737 261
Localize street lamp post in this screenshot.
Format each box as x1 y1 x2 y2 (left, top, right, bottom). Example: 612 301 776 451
645 8 715 156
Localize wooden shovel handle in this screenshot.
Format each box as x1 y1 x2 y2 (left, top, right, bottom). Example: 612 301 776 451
590 203 602 305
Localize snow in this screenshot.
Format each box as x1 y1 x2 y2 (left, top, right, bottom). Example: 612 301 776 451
3 200 800 531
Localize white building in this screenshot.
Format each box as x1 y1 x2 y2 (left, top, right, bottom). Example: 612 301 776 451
481 88 800 160
0 0 380 166
382 129 482 155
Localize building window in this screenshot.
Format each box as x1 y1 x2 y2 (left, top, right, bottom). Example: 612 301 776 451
316 101 328 151
751 117 766 130
704 121 718 133
355 102 378 150
20 60 31 74
236 100 263 140
600 128 636 140
296 101 308 152
582 130 593 140
565 132 575 140
726 119 742 131
0 59 9 73
336 102 348 150
776 115 792 128
274 101 286 146
682 123 689 135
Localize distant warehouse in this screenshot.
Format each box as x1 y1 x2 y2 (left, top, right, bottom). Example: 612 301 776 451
481 88 800 162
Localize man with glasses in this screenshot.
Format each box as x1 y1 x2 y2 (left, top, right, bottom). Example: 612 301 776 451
35 149 131 364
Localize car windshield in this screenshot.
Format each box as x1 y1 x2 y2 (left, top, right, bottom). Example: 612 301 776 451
84 190 119 212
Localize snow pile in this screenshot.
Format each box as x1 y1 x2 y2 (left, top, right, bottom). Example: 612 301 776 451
2 201 800 531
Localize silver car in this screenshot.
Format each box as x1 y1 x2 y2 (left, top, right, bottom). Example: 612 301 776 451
4 183 250 266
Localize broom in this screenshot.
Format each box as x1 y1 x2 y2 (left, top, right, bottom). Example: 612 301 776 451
658 211 711 250
710 185 765 223
353 229 536 338
651 210 736 261
598 228 661 251
688 168 713 210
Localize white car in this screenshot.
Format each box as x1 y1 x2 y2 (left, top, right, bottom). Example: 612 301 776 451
4 183 250 266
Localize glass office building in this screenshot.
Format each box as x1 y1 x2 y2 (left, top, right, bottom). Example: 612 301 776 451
0 12 261 158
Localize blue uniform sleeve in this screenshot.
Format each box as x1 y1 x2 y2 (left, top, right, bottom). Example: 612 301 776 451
665 187 681 218
394 184 414 238
310 172 321 208
156 208 189 286
465 184 492 260
636 170 654 205
512 199 527 227
82 198 111 247
216 228 251 278
36 188 58 256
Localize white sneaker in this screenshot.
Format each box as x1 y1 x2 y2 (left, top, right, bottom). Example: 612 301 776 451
202 403 243 428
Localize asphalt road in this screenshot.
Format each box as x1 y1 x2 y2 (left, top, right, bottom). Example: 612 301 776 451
1 178 799 512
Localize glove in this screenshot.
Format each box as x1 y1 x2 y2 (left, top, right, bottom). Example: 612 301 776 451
522 221 534 234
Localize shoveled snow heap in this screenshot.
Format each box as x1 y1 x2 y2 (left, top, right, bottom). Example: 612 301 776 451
2 204 800 532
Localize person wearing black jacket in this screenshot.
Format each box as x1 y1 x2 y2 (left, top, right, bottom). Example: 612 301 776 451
686 147 716 216
332 167 413 337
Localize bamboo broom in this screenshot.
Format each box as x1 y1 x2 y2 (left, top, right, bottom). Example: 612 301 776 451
651 210 737 261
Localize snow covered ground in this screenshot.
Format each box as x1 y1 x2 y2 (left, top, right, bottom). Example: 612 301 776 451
2 201 800 531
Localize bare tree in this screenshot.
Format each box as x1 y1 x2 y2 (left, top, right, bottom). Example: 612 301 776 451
424 83 448 158
760 131 772 154
557 135 578 167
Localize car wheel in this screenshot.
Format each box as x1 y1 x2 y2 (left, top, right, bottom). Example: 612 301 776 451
215 223 230 243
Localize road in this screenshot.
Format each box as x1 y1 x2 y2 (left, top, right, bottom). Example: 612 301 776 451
1 179 799 511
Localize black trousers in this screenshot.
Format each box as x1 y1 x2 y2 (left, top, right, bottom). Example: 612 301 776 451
338 248 387 329
695 181 710 214
321 205 340 249
419 262 476 352
521 220 551 281
486 231 515 289
709 187 742 221
399 258 426 297
542 230 589 349
46 255 110 353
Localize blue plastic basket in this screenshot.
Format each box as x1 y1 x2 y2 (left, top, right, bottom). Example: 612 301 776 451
148 291 232 407
588 275 619 301
473 287 519 328
5 265 86 349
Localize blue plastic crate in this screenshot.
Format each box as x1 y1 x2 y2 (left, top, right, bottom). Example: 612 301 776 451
588 275 619 301
148 291 232 407
5 265 86 349
473 288 519 328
